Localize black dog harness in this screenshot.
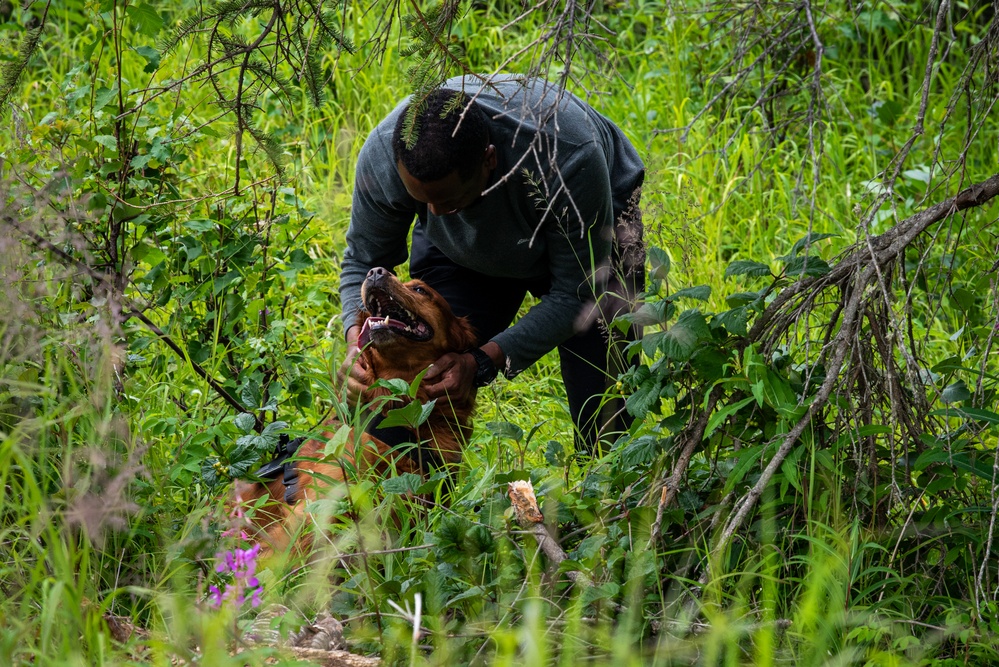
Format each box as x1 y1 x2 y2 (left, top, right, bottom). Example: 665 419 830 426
254 434 307 504
255 416 440 504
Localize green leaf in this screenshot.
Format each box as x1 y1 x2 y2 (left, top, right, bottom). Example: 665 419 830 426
725 260 771 279
213 271 242 295
902 167 931 185
951 407 999 425
134 45 161 73
446 585 486 605
941 380 972 404
184 219 215 233
235 430 279 456
494 470 530 484
240 381 262 410
641 331 666 358
130 154 153 170
287 248 314 270
914 450 993 481
94 134 118 151
371 378 410 396
382 473 422 495
723 443 769 494
671 284 711 301
726 291 763 307
321 423 351 457
200 460 221 487
788 232 837 258
624 300 674 327
713 306 749 336
705 396 756 438
581 581 619 605
65 83 92 104
780 443 805 493
659 310 710 360
416 471 451 494
234 412 256 433
625 368 661 418
261 420 288 437
93 86 118 109
624 378 662 419
618 435 665 468
874 98 903 125
784 255 831 277
545 440 568 466
486 421 524 442
648 246 670 281
380 399 435 429
126 3 164 37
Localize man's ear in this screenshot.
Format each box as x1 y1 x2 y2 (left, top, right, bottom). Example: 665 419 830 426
484 145 497 170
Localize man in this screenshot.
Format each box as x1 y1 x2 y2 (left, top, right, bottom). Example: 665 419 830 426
339 74 645 452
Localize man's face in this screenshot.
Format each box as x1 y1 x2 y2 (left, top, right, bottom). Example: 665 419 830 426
397 145 496 216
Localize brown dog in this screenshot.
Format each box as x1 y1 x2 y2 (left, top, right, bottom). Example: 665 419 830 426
233 267 477 551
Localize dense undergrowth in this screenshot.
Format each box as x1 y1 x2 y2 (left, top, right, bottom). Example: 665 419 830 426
2 0 999 665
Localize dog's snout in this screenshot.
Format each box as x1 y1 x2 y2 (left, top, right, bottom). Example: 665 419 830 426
366 267 391 282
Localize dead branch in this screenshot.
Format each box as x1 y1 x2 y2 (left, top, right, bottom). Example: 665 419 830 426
508 480 588 585
750 172 999 348
707 171 999 565
648 387 723 547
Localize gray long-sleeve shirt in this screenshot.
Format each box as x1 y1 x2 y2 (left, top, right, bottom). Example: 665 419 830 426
340 75 644 375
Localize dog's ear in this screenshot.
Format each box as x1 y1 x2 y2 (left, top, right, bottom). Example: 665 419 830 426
449 316 479 354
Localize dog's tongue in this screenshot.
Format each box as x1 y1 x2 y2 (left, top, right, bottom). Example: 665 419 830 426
358 318 373 348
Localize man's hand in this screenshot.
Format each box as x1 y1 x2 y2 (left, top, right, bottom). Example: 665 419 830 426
336 324 374 406
422 351 478 406
423 341 504 407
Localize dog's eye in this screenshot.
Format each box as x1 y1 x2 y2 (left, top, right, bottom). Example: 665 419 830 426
411 285 427 295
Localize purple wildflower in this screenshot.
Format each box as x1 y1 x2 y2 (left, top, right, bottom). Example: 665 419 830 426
209 543 264 610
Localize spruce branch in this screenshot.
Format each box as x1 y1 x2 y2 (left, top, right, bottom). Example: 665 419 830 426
0 0 51 115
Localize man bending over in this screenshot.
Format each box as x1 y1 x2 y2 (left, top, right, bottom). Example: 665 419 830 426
339 74 645 452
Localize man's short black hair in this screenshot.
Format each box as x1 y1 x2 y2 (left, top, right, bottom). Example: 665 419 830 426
393 88 490 182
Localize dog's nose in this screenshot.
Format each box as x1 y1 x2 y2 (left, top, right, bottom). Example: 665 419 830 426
367 267 390 280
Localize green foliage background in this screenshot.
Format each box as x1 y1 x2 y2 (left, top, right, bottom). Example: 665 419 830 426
1 0 999 665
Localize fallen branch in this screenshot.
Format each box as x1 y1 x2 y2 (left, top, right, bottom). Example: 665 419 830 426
750 172 999 344
709 171 999 565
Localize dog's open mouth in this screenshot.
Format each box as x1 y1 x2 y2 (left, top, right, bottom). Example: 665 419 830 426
359 287 433 346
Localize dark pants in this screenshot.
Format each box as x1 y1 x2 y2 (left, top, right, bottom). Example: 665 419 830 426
409 189 645 454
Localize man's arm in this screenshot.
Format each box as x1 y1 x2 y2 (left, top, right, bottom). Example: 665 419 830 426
489 147 616 375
